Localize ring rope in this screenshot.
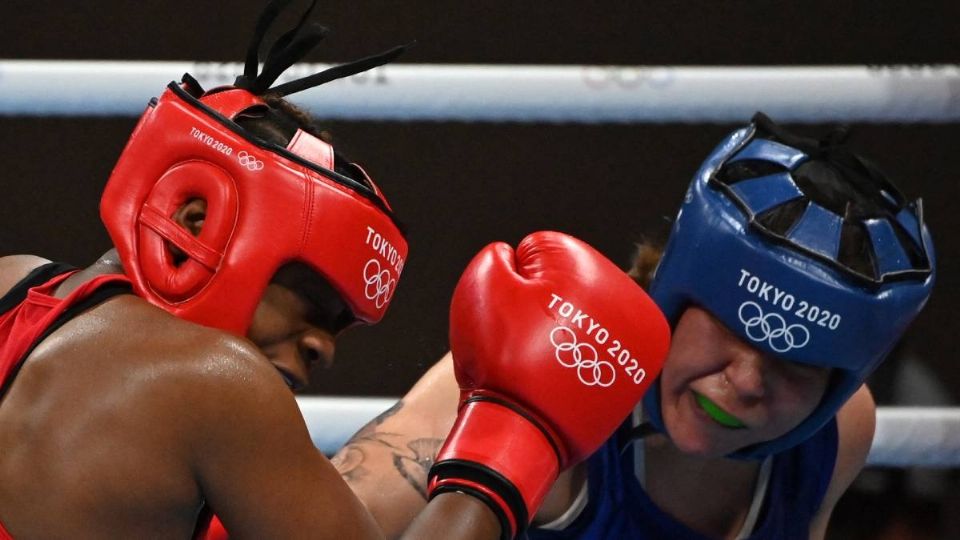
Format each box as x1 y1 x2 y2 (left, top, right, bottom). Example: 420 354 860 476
1 61 958 122
296 397 960 467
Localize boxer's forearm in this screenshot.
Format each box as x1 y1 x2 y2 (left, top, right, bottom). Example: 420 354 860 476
335 355 462 537
400 492 501 540
332 399 444 538
334 354 582 537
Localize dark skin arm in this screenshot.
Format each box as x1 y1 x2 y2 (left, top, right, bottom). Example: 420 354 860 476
189 343 501 540
0 255 500 539
188 344 384 538
0 260 384 538
402 492 501 540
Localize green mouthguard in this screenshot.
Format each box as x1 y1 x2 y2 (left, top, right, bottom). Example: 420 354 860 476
694 392 746 429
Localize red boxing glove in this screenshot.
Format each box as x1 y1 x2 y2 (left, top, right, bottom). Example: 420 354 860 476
428 231 670 539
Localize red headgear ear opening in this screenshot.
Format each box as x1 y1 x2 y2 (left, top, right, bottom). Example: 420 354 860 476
137 161 240 303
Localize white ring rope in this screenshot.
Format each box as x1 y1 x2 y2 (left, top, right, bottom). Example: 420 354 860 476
1 61 959 122
296 397 960 467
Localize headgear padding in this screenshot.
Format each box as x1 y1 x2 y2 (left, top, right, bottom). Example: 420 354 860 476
101 81 407 335
100 0 409 336
644 114 935 458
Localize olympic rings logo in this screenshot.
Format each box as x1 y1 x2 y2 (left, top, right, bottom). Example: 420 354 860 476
738 301 810 353
549 326 616 387
363 259 396 309
237 151 265 171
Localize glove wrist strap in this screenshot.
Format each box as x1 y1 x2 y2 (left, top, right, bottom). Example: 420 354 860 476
429 397 561 538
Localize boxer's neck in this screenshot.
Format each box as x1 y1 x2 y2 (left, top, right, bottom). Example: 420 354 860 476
644 436 762 539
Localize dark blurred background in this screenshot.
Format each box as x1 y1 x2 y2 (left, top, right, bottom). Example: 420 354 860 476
2 2 958 537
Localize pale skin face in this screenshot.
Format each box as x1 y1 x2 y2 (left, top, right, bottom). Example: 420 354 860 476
657 306 832 458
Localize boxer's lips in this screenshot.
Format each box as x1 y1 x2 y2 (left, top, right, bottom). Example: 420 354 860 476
693 391 747 429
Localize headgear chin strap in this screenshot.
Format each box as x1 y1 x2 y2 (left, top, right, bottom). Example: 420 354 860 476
100 0 409 335
644 113 935 459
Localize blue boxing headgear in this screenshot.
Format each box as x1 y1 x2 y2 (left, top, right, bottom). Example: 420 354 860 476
643 113 935 459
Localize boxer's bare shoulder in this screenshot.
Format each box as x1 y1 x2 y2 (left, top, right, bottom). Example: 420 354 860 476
0 287 309 536
27 291 281 414
0 254 52 296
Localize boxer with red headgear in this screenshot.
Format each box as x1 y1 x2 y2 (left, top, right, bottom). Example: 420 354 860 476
0 1 666 537
100 15 408 337
0 0 419 536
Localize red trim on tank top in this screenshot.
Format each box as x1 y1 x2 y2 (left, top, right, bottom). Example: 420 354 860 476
0 270 132 539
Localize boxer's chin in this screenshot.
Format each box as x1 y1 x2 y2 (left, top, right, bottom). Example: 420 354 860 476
661 390 744 459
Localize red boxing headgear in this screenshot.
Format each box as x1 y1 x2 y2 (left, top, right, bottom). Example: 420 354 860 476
100 79 407 335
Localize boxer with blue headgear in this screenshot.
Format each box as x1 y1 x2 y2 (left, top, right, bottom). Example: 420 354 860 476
551 112 935 539
332 112 936 540
643 111 934 459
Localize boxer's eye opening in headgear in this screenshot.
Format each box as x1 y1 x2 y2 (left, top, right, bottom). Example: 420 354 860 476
709 112 932 286
272 262 357 334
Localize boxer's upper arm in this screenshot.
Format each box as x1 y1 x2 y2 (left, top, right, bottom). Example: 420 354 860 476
188 341 383 539
808 385 876 539
332 352 460 539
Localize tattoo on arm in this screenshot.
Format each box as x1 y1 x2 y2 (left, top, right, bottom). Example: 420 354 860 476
392 438 445 499
332 400 406 482
332 399 446 500
330 445 369 483
345 399 405 444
